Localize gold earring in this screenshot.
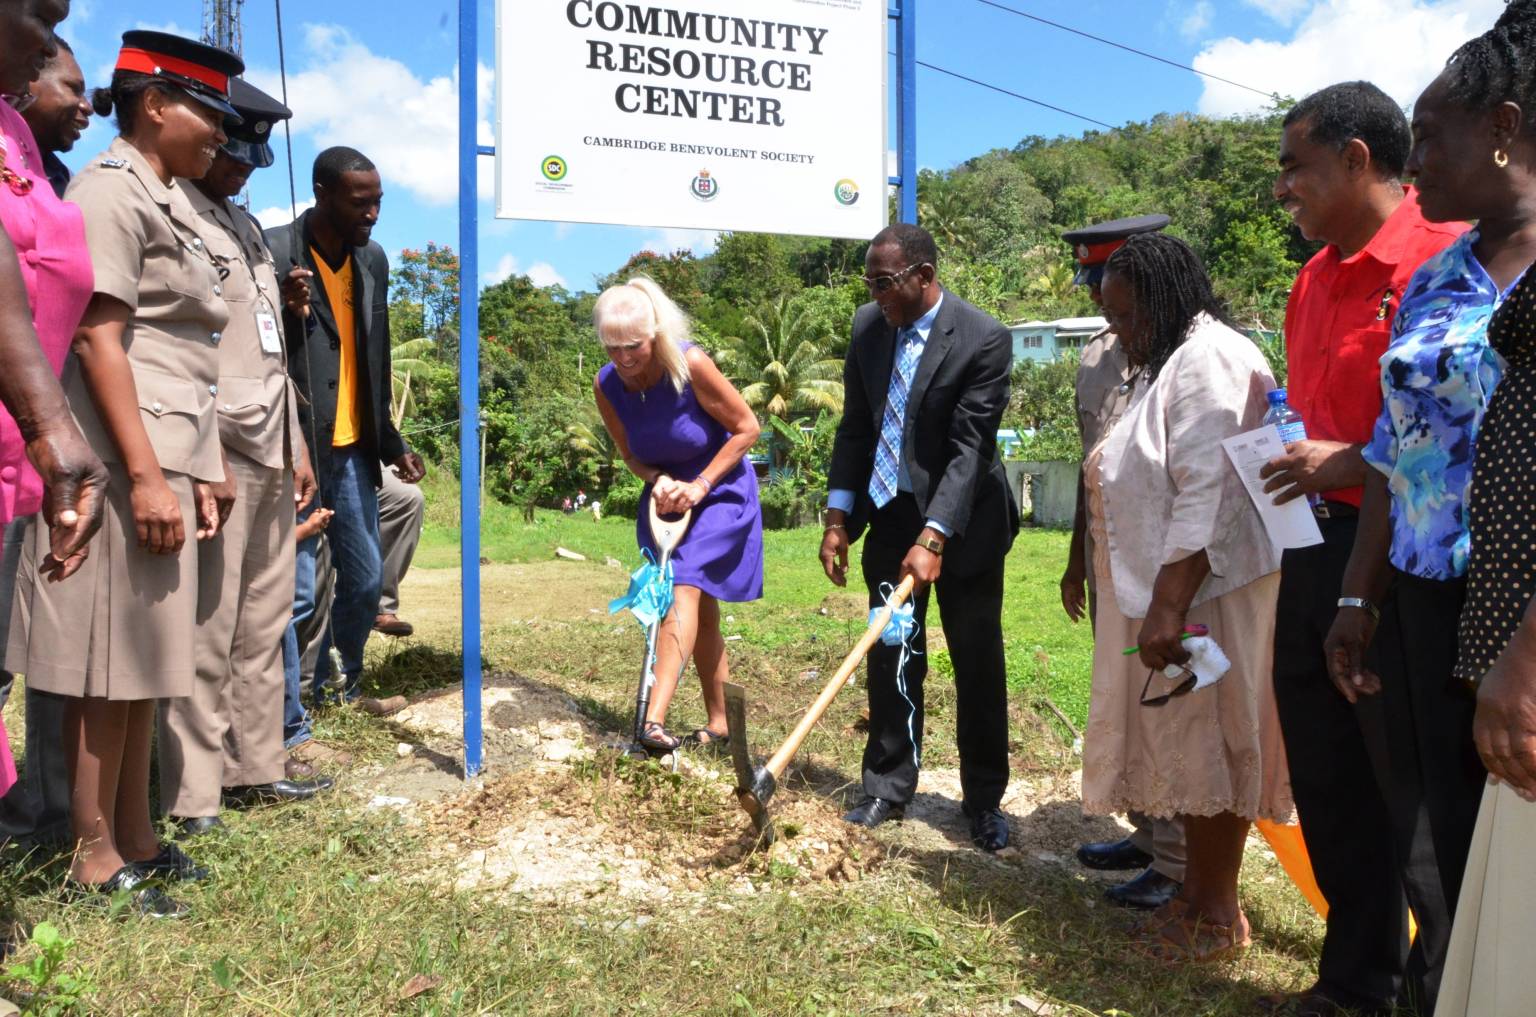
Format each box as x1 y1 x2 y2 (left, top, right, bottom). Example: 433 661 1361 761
1495 149 1511 168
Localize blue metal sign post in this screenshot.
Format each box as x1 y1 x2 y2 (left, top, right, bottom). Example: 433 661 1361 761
456 0 916 778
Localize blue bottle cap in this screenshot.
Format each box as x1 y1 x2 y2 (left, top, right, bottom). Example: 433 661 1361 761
1267 388 1288 404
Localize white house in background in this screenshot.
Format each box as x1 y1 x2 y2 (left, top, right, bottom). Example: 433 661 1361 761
1007 316 1108 364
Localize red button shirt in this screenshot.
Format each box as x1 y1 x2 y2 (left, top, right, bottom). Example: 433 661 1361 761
1283 188 1467 506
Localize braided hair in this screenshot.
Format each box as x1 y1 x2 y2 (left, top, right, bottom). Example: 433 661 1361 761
1444 0 1536 124
1102 234 1237 381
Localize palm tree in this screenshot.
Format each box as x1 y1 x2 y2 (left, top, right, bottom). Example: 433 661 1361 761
565 404 620 490
389 336 436 428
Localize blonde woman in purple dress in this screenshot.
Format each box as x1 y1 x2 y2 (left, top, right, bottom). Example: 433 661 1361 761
593 277 764 751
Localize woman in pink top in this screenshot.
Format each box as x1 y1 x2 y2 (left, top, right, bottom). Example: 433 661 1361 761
0 0 110 799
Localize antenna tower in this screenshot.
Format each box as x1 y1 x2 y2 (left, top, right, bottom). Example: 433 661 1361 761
201 0 246 56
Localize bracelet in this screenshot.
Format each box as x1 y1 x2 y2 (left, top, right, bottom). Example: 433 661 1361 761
1337 596 1380 621
695 475 713 492
825 522 847 532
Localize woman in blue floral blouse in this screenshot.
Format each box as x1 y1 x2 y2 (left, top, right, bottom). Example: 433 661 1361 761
1324 9 1536 1007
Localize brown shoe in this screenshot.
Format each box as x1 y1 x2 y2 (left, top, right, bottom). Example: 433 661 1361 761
374 614 414 637
357 695 408 717
289 739 353 768
285 756 320 780
1133 906 1251 963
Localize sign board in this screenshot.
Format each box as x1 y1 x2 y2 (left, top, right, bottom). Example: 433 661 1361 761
495 0 888 240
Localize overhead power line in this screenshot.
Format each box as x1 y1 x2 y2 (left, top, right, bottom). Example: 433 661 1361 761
970 0 1279 100
916 60 1117 130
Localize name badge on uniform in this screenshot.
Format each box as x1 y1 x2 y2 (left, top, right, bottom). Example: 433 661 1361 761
257 312 282 353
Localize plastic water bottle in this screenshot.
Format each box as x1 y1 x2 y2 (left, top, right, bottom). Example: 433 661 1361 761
1263 388 1321 507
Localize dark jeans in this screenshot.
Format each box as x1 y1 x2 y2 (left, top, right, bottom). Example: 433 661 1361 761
1274 515 1409 1010
0 517 69 847
296 447 382 703
1373 570 1486 1016
858 493 1009 810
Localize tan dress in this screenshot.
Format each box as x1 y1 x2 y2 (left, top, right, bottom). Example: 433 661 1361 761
1079 319 1293 823
1436 780 1536 1017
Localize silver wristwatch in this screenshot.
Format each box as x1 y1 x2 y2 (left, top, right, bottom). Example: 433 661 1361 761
1337 597 1380 621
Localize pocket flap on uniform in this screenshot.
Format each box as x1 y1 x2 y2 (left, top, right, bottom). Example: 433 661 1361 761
215 375 272 412
137 369 202 418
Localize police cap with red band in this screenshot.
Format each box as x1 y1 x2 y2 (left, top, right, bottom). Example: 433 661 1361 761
1060 214 1171 286
115 30 245 123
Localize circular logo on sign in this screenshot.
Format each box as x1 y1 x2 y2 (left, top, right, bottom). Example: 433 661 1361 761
541 155 568 181
833 179 860 206
690 169 718 201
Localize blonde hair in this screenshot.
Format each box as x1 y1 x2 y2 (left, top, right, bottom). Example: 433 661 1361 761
592 275 692 393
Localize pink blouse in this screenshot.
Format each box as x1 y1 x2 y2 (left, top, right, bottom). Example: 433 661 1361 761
0 100 93 524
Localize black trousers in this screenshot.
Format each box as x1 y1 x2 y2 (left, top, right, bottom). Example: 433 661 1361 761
1373 570 1486 1016
858 493 1009 810
1274 516 1408 1010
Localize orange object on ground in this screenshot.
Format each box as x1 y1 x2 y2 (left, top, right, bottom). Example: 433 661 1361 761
1256 819 1418 940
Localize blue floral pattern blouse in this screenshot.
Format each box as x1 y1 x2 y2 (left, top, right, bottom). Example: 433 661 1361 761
1363 230 1515 580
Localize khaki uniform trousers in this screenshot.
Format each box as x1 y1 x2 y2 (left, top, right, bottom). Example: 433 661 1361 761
159 451 294 817
377 466 425 617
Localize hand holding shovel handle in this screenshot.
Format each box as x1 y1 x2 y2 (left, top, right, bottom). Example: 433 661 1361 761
725 575 917 840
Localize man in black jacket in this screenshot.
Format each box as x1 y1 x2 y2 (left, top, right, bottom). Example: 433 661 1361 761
266 147 424 704
820 223 1018 851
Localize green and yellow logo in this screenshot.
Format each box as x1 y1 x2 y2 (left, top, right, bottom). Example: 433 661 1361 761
833 179 860 206
541 155 568 181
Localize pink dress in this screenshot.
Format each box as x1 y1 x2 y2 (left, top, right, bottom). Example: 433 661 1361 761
0 99 94 795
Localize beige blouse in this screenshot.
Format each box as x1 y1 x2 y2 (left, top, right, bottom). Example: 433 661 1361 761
1095 313 1280 619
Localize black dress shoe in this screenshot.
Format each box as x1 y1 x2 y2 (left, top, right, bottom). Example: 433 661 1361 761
1258 986 1393 1017
1076 837 1155 871
63 865 189 919
137 843 209 883
843 796 904 828
223 777 334 808
1103 867 1181 910
964 804 1009 852
172 815 225 839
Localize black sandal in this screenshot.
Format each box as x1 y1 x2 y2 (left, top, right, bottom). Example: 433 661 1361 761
638 721 681 752
686 727 731 749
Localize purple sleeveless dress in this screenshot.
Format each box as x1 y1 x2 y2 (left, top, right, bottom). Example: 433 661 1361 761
598 351 764 603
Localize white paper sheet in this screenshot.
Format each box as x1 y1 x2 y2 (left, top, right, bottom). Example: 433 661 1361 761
1221 425 1324 550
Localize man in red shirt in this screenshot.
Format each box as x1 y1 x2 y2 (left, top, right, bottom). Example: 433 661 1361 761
1259 82 1467 1017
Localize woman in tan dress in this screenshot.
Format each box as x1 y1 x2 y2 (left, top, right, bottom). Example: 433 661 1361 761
1082 234 1292 960
6 31 244 916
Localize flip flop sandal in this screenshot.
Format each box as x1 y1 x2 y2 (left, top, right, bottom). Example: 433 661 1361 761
638 721 682 753
685 727 731 749
1133 908 1251 964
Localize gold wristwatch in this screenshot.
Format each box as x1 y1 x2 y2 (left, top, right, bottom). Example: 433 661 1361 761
915 535 944 555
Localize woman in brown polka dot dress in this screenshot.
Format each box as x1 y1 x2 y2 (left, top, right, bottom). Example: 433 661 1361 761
1440 256 1536 1017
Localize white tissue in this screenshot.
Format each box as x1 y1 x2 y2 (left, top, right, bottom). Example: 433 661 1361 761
1163 635 1231 692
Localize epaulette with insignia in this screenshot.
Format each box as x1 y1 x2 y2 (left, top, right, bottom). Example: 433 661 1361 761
99 158 128 169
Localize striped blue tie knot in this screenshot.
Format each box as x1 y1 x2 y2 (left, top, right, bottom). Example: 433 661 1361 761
869 327 921 509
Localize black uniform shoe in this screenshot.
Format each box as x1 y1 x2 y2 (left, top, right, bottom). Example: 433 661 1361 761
223 778 333 808
138 843 209 883
1103 867 1181 910
171 815 225 839
63 865 189 919
964 804 1010 852
842 796 904 828
1075 837 1154 871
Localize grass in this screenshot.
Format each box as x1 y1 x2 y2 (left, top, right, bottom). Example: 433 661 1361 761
0 493 1328 1016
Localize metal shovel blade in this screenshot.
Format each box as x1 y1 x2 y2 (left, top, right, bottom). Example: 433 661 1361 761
724 681 776 842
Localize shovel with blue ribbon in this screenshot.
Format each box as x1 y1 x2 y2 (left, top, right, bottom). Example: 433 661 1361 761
723 574 917 842
609 497 692 760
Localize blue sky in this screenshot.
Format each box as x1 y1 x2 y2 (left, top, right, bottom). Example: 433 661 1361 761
55 0 1499 297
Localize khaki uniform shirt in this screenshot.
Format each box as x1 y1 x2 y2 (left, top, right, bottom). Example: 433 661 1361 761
177 180 302 470
64 137 228 481
1075 327 1135 454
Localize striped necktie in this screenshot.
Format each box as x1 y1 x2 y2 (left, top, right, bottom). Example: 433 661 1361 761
869 327 922 509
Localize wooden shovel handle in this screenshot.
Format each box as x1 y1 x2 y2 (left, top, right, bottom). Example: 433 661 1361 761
764 575 917 781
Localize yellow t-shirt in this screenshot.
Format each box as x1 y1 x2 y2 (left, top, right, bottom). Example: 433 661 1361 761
312 248 359 448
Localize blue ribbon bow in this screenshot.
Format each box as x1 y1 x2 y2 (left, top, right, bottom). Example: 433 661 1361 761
609 548 675 629
868 582 923 768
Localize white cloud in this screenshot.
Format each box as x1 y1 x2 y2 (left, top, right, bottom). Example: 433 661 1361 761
1194 0 1506 116
245 25 494 207
252 199 316 231
482 253 566 289
636 227 721 257
1180 1 1215 40
1240 0 1312 24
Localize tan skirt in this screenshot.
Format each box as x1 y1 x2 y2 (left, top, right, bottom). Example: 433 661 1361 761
6 466 198 700
1436 779 1536 1017
1081 570 1294 822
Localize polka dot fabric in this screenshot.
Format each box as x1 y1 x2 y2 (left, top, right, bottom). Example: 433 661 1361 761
1457 267 1536 682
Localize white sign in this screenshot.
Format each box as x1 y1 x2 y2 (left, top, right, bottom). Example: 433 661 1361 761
495 0 888 240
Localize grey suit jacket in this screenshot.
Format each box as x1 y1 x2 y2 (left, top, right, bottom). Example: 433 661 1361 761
828 289 1019 578
264 209 408 489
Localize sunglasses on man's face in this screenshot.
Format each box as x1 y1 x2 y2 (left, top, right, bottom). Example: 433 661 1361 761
861 263 927 294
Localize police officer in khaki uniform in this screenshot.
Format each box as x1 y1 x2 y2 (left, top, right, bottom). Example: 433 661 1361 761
1056 215 1190 911
157 78 332 832
6 30 245 917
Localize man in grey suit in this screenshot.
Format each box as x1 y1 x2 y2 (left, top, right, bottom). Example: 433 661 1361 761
820 224 1018 851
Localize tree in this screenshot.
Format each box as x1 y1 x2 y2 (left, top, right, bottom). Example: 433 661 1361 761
389 335 437 427
392 242 461 341
717 296 845 426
